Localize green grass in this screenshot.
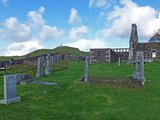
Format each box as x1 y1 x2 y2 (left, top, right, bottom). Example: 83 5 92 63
0 56 22 61
0 61 160 120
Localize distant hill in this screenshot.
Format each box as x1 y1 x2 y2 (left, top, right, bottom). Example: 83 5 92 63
0 46 89 61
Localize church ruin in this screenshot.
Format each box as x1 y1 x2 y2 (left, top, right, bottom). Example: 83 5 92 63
90 24 160 63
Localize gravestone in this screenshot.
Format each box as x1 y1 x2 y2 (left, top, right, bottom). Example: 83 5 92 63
10 58 14 66
137 51 145 82
128 48 133 64
118 57 121 66
53 55 57 64
84 56 89 82
51 56 54 65
89 56 92 64
45 54 52 75
0 75 21 105
56 55 59 64
36 57 44 77
59 54 62 61
133 51 145 84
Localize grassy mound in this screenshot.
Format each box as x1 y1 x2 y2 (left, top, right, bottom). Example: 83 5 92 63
0 46 89 61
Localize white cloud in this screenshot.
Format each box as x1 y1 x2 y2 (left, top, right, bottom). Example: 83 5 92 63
68 8 82 25
69 26 89 40
4 17 32 42
66 38 107 51
38 6 45 14
100 0 160 39
0 6 65 56
6 39 43 56
89 0 95 8
39 25 64 41
89 0 108 8
28 6 46 30
1 0 8 5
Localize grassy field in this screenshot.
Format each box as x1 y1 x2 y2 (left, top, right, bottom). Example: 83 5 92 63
0 61 160 120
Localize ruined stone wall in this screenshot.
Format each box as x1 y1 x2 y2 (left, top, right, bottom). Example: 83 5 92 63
90 49 112 63
90 48 118 64
115 52 129 61
137 42 160 60
112 48 129 61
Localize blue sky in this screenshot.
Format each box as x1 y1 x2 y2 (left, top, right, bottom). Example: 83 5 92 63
0 0 160 56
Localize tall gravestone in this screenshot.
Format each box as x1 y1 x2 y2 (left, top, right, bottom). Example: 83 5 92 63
128 48 133 64
0 75 21 105
89 56 92 64
56 55 59 64
137 51 144 82
45 54 52 75
59 54 62 61
36 57 44 77
84 56 89 82
133 51 145 84
51 56 54 65
9 58 14 66
118 57 121 66
53 55 57 64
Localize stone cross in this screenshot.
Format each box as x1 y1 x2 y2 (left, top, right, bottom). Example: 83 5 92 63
84 56 89 82
45 54 52 75
0 75 21 105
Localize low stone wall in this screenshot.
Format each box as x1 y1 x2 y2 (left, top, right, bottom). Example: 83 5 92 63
88 76 142 88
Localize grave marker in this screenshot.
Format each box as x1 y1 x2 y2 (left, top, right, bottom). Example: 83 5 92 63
45 54 52 75
133 51 145 84
0 75 21 105
118 57 121 66
84 56 89 82
36 57 44 77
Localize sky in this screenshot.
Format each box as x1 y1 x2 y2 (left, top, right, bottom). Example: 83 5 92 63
0 0 160 56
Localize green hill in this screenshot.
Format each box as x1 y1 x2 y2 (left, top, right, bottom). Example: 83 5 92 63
27 46 89 57
0 46 89 61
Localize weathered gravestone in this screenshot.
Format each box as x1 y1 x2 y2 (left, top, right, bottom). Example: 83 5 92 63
128 48 133 64
84 56 89 82
53 55 57 64
0 75 21 105
51 56 54 65
118 57 121 66
58 54 62 61
89 56 92 64
45 54 52 75
133 51 145 84
56 55 59 64
9 58 14 66
36 57 44 77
